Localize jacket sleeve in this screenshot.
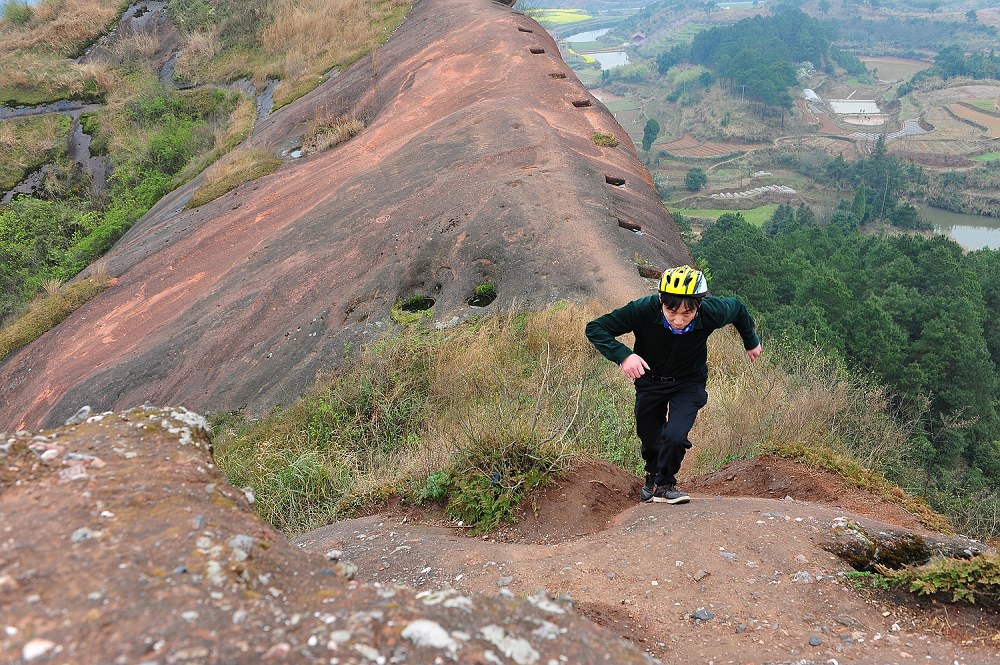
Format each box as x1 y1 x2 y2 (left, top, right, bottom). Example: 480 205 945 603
706 297 760 350
585 301 640 365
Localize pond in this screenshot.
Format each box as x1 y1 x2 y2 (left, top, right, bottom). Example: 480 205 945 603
589 51 629 70
920 206 1000 251
565 28 612 42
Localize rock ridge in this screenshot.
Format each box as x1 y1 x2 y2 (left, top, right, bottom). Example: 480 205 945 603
0 0 688 430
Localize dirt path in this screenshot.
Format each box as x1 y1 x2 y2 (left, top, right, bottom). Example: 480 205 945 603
297 460 1000 665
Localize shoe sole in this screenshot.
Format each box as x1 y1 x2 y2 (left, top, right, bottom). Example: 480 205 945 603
651 495 690 504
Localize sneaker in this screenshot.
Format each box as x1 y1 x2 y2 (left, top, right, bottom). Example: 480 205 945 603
651 484 690 504
640 474 656 502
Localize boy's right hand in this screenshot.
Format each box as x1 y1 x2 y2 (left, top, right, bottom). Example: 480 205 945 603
620 353 650 379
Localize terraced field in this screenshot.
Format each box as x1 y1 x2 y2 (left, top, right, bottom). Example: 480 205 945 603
658 134 765 158
950 103 1000 139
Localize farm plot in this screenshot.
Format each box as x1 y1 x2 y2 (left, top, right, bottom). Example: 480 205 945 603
950 103 1000 139
859 56 931 82
657 134 764 158
528 8 592 24
797 136 858 158
596 95 644 142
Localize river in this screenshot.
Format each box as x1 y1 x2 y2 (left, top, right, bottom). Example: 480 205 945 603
920 206 1000 251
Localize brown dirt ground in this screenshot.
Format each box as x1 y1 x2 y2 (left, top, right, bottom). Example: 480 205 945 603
299 456 1000 665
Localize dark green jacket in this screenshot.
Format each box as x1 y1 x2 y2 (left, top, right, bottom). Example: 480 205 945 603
585 295 760 381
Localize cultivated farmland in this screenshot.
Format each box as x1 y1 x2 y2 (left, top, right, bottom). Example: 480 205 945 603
950 103 1000 139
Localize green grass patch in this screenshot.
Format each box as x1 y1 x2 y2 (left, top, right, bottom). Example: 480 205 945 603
972 100 997 111
525 8 592 24
972 152 1000 162
0 114 72 190
844 570 897 592
565 47 597 65
565 40 603 50
187 147 281 209
0 270 111 361
666 64 708 86
668 205 779 227
79 111 109 156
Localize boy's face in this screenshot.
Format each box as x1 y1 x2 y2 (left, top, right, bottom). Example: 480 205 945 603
662 302 698 330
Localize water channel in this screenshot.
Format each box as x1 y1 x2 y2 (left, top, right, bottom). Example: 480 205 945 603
919 206 1000 251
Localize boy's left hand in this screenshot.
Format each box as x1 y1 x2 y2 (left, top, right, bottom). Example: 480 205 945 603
747 344 762 362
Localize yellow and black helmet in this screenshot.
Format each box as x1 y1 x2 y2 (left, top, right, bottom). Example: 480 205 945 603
659 265 708 296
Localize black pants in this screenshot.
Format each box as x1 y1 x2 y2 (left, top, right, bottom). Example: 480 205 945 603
634 376 708 487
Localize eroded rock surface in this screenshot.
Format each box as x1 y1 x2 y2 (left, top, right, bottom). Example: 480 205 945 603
0 408 653 664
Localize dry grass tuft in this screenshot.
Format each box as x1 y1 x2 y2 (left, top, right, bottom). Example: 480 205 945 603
302 113 364 155
0 114 72 189
183 29 221 64
72 59 117 93
0 269 111 361
0 0 119 56
217 96 257 152
187 147 281 208
41 277 64 296
108 30 162 65
688 330 913 479
264 0 410 106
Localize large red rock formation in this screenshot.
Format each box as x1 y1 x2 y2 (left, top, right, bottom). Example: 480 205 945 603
0 0 689 430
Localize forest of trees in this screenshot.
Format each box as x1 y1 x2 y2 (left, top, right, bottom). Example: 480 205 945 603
837 16 998 53
662 9 865 113
693 210 1000 523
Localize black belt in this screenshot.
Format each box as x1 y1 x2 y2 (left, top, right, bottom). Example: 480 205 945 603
647 373 677 383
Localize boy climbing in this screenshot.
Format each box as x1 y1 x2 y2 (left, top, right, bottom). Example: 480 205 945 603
585 265 761 504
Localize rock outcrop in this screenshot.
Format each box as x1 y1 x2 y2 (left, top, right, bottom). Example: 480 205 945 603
0 409 654 664
0 0 688 431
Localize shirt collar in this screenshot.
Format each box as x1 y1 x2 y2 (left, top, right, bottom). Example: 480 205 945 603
661 310 697 335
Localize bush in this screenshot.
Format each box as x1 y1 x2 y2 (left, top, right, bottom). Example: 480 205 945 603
212 304 638 534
